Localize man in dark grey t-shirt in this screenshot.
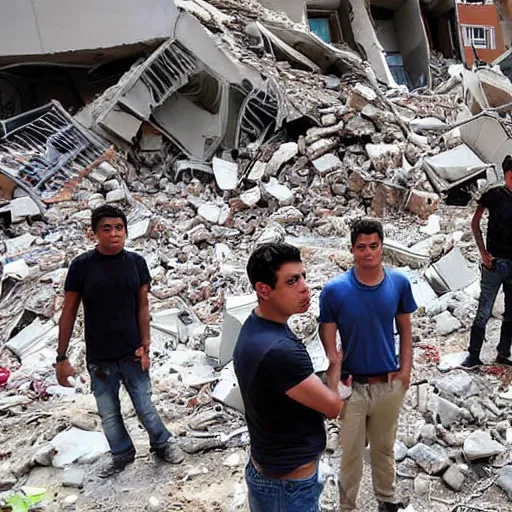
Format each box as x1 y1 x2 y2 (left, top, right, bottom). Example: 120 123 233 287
463 156 512 368
56 204 184 477
234 243 343 512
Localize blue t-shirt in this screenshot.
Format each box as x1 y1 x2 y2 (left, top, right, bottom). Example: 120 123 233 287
319 267 417 376
233 312 326 476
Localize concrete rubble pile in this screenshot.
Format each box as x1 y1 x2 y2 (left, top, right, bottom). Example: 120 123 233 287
1 0 512 510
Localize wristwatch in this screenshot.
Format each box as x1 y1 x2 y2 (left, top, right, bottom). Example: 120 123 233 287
56 354 68 363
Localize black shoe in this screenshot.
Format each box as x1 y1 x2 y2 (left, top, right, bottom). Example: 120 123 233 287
461 355 484 369
98 455 135 478
154 440 185 464
496 354 512 366
378 502 400 512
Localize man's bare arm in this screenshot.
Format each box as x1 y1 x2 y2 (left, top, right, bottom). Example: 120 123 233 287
286 374 342 419
319 322 341 364
137 284 151 350
58 292 81 355
392 313 412 390
472 205 493 269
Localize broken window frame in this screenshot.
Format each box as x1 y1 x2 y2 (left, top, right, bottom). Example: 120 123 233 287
307 9 343 44
462 24 496 49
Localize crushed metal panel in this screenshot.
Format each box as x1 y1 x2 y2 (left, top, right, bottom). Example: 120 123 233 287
459 114 512 174
0 101 108 203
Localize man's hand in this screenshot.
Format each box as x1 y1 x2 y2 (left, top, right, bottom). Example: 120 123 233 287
481 251 494 270
135 346 150 372
389 368 411 391
56 360 77 387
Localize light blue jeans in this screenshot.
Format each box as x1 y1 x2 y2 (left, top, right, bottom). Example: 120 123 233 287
88 356 171 463
245 458 323 512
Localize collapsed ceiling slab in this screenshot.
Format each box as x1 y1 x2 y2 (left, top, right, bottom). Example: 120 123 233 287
76 7 283 164
0 101 108 206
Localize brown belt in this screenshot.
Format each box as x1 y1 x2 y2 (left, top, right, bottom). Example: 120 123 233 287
353 374 391 385
251 456 318 480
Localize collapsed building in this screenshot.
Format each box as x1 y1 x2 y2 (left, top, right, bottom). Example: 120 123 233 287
0 0 512 510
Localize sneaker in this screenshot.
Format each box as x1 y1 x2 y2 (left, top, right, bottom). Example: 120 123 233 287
496 354 512 366
98 455 135 479
377 502 400 512
461 355 484 369
154 440 185 464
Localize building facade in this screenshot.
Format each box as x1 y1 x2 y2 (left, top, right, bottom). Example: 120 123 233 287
456 0 506 65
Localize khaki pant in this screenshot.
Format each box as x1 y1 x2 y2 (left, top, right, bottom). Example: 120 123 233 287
339 380 405 510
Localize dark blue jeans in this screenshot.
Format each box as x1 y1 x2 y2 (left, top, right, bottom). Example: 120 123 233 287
469 258 512 358
245 459 323 512
88 357 171 463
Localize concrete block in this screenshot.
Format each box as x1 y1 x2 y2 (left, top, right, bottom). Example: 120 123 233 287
62 467 86 489
106 188 125 203
219 294 257 366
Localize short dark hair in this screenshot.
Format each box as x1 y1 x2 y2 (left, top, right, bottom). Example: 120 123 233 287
247 243 301 289
91 204 127 233
502 155 512 174
350 218 384 246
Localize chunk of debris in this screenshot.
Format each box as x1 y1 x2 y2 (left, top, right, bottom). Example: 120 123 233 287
213 157 238 191
347 84 377 111
263 178 293 205
266 143 298 176
366 144 402 171
407 443 450 475
312 153 343 175
463 431 505 461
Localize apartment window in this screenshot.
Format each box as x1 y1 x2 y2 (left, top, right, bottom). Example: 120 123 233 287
462 25 495 49
308 11 343 44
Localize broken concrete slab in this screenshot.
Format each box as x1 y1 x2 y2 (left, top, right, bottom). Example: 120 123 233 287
463 430 505 461
269 206 303 224
219 294 257 366
256 223 286 245
347 84 377 111
425 248 478 295
434 311 462 336
407 443 450 475
240 186 261 207
312 153 342 175
50 428 109 468
6 233 36 255
395 440 408 462
305 123 344 145
127 218 151 241
430 394 471 428
266 143 298 176
410 117 447 133
438 352 468 372
212 362 244 413
247 162 267 183
263 178 293 205
62 468 86 489
366 144 402 171
432 373 480 400
497 466 512 500
442 464 465 492
213 157 238 191
307 138 339 160
406 190 440 219
106 188 125 202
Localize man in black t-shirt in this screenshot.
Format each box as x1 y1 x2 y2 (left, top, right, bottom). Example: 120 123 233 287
234 243 343 512
463 156 512 368
56 204 184 477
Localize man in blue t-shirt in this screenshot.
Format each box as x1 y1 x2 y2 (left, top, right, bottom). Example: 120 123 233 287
55 204 184 478
234 243 343 512
319 218 417 512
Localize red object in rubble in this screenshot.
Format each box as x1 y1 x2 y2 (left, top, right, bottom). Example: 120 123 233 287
0 368 10 386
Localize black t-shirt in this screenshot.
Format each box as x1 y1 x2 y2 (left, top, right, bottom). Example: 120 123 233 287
233 312 326 476
478 186 512 260
64 249 151 362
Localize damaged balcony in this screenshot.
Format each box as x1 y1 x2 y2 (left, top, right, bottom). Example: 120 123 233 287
0 101 108 208
76 8 282 168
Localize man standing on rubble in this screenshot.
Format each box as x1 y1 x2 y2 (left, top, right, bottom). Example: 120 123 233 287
55 204 184 477
462 155 512 368
319 218 417 512
234 243 343 512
